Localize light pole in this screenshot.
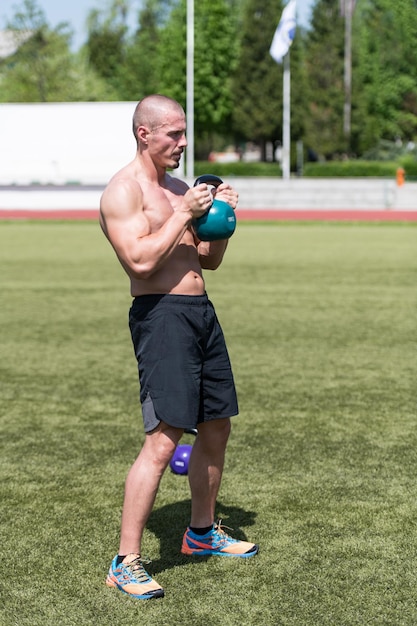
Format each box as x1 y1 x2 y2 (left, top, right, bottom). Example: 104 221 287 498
186 0 194 179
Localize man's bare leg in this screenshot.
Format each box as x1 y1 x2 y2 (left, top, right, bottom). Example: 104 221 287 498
187 417 231 528
119 422 183 555
183 417 258 558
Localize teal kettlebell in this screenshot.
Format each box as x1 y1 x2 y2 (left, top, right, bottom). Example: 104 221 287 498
193 175 237 241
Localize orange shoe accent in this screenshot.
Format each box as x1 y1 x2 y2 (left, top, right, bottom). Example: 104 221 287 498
106 554 164 600
181 520 258 558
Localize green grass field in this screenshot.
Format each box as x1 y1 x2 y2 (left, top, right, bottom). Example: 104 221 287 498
1 220 416 626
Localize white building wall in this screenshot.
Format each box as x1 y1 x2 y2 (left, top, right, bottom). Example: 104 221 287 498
0 102 139 185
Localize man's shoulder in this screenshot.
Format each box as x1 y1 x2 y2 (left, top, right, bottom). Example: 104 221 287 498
102 170 142 202
165 173 189 194
100 173 144 223
107 166 142 190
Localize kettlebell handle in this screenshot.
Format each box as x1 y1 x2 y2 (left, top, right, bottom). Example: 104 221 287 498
191 173 236 241
193 174 223 188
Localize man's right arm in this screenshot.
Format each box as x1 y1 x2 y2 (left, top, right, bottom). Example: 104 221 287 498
100 179 205 280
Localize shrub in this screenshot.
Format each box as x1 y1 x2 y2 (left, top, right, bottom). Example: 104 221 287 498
194 158 416 179
399 156 417 180
303 160 398 178
194 161 282 177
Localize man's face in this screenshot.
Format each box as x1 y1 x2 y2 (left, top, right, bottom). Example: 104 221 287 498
148 113 187 169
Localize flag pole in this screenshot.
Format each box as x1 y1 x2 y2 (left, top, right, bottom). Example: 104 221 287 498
269 0 296 180
343 0 353 139
186 0 194 180
282 51 291 180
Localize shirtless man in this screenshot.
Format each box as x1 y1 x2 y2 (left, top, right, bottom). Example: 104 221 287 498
100 95 258 601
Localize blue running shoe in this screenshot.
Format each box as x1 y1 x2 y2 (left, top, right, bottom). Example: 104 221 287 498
106 554 164 600
181 520 259 558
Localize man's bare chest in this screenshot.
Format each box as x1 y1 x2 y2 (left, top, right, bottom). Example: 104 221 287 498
142 185 185 231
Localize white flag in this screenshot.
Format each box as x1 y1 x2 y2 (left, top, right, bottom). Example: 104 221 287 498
270 0 297 64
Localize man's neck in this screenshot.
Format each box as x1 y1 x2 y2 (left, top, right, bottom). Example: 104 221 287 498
136 153 167 186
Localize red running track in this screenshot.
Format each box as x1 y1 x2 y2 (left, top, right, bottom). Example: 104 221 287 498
0 208 416 221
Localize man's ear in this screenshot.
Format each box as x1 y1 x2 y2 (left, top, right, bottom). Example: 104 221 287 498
137 125 150 144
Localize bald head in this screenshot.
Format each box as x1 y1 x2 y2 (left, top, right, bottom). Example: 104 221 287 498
132 95 185 143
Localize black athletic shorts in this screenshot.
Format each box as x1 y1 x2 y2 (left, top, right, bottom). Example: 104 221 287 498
129 293 238 432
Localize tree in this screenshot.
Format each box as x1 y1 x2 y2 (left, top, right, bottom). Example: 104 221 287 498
85 0 130 96
232 0 281 155
352 0 417 154
303 0 346 159
119 0 168 100
232 0 292 160
84 0 179 101
225 0 310 165
193 0 239 137
1 0 73 102
155 0 186 103
0 0 116 102
157 0 239 156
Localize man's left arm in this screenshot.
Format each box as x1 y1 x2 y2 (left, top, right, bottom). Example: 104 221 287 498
197 182 238 270
197 239 229 270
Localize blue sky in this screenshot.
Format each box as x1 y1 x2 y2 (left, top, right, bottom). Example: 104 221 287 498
1 0 315 51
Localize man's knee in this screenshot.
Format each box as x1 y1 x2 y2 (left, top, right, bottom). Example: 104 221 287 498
198 418 231 448
145 423 183 465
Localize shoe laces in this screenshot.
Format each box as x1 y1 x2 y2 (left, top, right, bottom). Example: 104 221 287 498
212 519 237 546
123 555 152 583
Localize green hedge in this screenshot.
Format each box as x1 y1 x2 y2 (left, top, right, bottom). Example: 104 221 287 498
302 160 399 178
194 159 417 178
399 156 417 178
194 161 282 177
